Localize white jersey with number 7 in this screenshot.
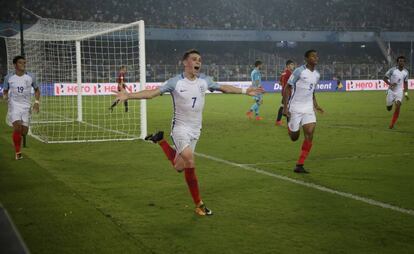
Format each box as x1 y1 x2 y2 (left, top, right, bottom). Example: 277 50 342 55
159 73 221 132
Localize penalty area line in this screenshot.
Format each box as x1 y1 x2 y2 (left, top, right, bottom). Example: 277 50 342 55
195 152 414 217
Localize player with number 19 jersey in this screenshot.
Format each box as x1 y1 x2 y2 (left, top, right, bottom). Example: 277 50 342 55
3 72 38 126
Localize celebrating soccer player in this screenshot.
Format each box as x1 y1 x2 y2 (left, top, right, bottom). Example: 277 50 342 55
275 60 295 126
246 60 264 120
383 56 409 129
114 49 263 216
283 50 324 174
109 65 129 112
3 55 40 160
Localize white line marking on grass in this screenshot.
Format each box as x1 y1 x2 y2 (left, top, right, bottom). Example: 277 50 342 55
30 110 139 142
327 125 414 135
242 152 414 166
195 152 414 216
80 121 139 138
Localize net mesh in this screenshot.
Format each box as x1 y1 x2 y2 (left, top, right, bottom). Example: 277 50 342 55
5 18 145 143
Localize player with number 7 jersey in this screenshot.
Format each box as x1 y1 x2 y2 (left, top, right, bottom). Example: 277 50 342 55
113 49 264 216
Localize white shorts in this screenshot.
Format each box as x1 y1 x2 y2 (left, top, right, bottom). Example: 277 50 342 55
386 90 403 106
170 127 200 155
288 111 316 132
6 107 31 127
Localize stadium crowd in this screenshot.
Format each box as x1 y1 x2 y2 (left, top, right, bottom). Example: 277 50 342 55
1 0 412 82
1 0 413 31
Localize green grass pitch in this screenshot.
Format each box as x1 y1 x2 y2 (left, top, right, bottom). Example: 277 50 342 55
1 91 414 254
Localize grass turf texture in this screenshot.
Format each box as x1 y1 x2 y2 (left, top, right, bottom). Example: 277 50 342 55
1 91 414 253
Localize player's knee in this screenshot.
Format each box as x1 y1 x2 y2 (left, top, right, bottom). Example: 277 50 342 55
305 134 314 141
22 126 29 135
173 163 184 171
13 125 22 133
289 132 300 141
304 129 314 141
184 159 195 168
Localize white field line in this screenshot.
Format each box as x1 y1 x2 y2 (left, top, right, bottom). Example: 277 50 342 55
195 152 414 216
30 110 139 142
242 152 414 166
80 120 139 139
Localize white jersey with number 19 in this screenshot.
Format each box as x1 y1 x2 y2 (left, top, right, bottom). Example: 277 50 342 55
3 72 38 126
3 72 38 110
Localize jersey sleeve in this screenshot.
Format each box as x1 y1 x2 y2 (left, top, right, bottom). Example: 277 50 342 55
287 67 302 87
384 68 394 79
204 75 221 92
27 72 39 89
404 71 409 82
2 74 11 90
159 76 178 94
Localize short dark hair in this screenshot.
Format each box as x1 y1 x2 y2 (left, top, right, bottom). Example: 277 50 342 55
13 55 25 64
304 49 317 58
286 60 294 66
254 60 262 67
182 49 201 61
396 56 406 62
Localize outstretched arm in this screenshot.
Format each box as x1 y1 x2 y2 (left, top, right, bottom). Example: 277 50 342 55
218 84 264 96
115 88 161 101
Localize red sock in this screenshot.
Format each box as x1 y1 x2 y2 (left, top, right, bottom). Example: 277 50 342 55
297 139 313 165
159 140 176 165
184 168 201 205
390 108 400 127
12 131 22 153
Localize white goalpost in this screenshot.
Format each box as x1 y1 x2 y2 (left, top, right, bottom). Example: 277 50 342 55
4 18 147 143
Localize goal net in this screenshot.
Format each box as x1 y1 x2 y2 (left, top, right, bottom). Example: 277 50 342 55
4 18 147 143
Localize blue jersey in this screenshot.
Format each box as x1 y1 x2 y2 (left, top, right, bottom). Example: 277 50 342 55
251 68 261 88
